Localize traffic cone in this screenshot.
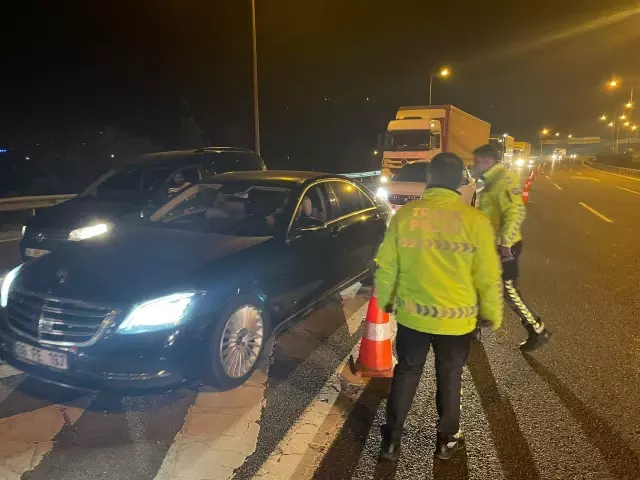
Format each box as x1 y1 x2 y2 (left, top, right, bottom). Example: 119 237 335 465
349 289 394 378
522 178 531 205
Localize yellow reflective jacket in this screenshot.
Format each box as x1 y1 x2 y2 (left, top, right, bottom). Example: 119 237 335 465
477 164 526 248
375 188 503 335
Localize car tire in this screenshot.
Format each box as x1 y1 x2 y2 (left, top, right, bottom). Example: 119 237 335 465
205 294 269 389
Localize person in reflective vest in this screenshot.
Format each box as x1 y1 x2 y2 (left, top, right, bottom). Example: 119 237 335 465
375 153 503 461
472 144 552 351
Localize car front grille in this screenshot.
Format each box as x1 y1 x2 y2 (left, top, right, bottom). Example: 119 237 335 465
390 194 421 206
6 289 117 346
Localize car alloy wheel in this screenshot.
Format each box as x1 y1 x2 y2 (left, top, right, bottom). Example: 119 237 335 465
219 305 264 379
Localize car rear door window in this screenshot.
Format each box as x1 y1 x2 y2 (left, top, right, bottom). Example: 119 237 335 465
326 181 371 218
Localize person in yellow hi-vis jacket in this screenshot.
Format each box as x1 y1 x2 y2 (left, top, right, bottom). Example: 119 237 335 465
472 144 552 352
375 153 503 462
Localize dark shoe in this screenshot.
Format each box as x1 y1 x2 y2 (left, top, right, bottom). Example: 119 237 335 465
379 425 401 462
434 431 464 460
520 328 552 352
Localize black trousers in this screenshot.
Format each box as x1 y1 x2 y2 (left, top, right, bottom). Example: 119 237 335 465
502 241 543 331
386 324 472 441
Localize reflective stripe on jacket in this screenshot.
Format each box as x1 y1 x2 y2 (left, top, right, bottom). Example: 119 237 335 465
478 164 525 247
374 188 503 335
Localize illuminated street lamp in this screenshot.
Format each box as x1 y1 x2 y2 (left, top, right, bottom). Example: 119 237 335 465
608 78 619 89
568 134 573 138
555 132 560 137
539 128 549 156
429 67 451 105
620 114 627 120
608 122 615 127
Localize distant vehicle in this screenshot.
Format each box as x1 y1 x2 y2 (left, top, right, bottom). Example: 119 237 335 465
513 142 532 167
552 148 567 161
1 171 392 389
377 161 477 210
380 105 491 182
490 134 515 166
20 147 266 260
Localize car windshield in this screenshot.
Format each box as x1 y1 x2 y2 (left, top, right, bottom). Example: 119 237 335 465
384 130 431 151
83 166 172 202
149 183 291 237
393 163 430 183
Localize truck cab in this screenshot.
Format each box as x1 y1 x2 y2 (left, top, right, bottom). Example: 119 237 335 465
381 111 444 182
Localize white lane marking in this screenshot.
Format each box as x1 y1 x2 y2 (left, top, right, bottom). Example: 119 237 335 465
579 202 613 223
256 301 371 480
0 363 22 379
616 186 640 196
544 174 550 180
582 160 640 182
587 176 600 182
0 397 92 477
0 237 20 243
154 363 268 480
553 183 562 190
577 172 583 176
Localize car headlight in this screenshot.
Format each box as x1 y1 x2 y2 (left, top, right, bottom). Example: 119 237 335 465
68 223 111 241
528 160 534 165
515 158 525 167
376 187 389 199
380 175 389 184
1 264 23 308
117 292 197 335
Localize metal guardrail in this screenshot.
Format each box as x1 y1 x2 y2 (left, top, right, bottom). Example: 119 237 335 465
0 194 76 212
584 160 640 178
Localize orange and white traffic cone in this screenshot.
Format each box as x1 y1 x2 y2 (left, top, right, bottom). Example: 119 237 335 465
350 289 394 378
522 178 531 205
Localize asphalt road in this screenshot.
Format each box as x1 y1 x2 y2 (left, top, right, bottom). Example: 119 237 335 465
1 160 640 479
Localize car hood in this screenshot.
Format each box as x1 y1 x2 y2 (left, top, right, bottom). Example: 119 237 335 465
26 197 142 231
390 181 426 196
15 226 271 305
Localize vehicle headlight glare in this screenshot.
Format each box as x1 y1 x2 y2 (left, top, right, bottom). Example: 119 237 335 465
515 158 525 167
376 187 389 199
68 223 111 241
380 176 389 184
1 264 23 308
117 292 197 334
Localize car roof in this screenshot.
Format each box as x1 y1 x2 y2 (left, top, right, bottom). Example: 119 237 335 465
201 170 342 188
130 147 257 168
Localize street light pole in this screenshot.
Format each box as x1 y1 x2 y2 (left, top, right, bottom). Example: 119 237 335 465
251 0 261 155
429 74 434 106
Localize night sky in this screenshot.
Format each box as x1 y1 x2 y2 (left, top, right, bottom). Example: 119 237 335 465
1 0 639 173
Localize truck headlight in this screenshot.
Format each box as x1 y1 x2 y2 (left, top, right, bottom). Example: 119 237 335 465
68 223 112 241
117 292 197 335
376 187 390 199
1 264 23 308
515 158 525 167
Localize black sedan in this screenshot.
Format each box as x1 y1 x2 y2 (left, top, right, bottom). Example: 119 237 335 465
0 171 391 389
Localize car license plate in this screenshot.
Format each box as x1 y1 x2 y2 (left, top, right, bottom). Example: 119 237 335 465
14 341 68 370
25 248 50 258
